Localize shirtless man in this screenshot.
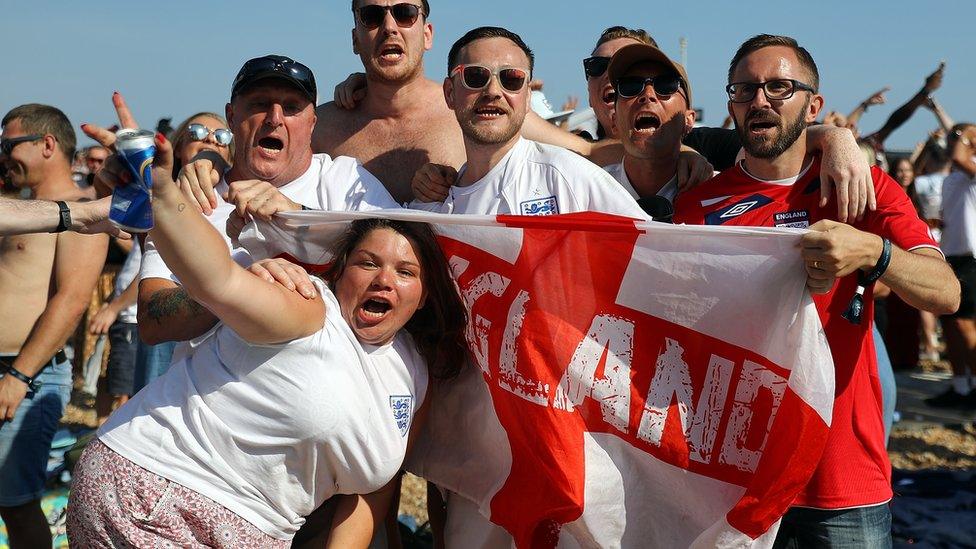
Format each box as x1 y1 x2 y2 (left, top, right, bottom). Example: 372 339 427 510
0 104 109 549
312 0 652 203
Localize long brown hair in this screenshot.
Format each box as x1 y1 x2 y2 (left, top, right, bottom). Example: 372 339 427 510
326 218 468 379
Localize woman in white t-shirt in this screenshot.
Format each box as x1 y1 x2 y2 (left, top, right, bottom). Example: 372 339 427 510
66 134 468 548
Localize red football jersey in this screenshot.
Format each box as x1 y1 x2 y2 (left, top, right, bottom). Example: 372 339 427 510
675 160 940 509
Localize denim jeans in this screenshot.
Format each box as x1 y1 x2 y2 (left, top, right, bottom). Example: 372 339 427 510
773 503 892 548
0 356 72 506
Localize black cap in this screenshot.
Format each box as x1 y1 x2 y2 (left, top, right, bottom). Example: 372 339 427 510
231 55 317 102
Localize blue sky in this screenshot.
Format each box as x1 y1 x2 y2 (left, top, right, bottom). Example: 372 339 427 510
2 0 972 151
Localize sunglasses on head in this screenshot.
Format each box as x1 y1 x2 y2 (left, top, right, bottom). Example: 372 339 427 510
187 124 233 146
583 56 611 79
615 74 683 99
0 134 44 156
357 3 423 29
233 56 317 101
451 64 528 93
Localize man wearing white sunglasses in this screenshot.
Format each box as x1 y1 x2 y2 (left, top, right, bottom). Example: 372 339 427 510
410 26 644 220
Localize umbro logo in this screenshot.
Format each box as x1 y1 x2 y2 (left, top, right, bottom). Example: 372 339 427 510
704 194 773 225
721 201 760 218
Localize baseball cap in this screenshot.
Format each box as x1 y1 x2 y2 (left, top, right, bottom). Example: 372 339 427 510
607 44 692 107
231 55 318 102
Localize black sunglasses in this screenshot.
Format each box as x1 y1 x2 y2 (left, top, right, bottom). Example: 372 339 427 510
583 56 611 79
0 134 45 156
357 3 423 29
232 56 317 101
615 74 683 100
725 79 815 103
637 196 674 223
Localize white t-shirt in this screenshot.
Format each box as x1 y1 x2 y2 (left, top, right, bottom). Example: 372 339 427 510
112 239 141 324
913 172 945 221
98 281 427 540
602 161 679 204
410 138 646 219
139 153 400 282
940 168 976 256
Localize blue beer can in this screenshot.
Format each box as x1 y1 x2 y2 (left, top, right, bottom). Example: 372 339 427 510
109 128 156 232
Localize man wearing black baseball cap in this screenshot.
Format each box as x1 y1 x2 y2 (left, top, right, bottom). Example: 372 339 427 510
136 54 398 347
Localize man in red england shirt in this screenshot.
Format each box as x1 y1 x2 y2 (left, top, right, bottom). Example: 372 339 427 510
674 34 959 547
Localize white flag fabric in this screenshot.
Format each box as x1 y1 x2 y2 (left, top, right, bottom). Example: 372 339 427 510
242 209 834 548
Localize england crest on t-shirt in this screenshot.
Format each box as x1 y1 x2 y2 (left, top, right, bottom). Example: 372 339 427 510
389 395 413 437
520 196 558 215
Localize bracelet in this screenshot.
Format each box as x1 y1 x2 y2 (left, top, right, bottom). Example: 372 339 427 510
54 200 72 233
842 237 892 325
3 364 39 396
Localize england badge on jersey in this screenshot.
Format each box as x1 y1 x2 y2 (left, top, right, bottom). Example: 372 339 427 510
389 395 413 437
520 196 559 215
774 210 810 228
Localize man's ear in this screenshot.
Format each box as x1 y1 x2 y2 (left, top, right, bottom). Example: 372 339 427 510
806 93 825 124
684 108 696 136
443 77 455 110
225 102 235 128
42 134 57 159
352 28 360 55
424 21 434 51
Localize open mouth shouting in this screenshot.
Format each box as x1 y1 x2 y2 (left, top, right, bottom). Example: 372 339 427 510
633 112 662 133
746 113 780 137
257 136 284 157
378 43 405 63
357 295 394 325
602 86 617 105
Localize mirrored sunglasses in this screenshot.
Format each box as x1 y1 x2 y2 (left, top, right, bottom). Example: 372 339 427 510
187 124 233 146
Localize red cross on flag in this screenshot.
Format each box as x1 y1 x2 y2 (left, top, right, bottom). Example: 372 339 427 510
243 209 834 548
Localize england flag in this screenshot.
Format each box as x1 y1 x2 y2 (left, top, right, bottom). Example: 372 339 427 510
241 209 834 548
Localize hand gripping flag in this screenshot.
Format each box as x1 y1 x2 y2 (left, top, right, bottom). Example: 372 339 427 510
241 209 834 548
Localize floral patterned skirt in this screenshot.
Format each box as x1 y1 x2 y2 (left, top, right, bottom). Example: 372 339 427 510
67 439 289 548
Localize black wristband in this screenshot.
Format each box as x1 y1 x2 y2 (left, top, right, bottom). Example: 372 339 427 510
3 364 39 395
861 237 892 285
842 238 892 325
54 200 71 232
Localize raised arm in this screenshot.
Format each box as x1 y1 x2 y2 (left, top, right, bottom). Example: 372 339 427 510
925 96 955 133
845 87 889 129
867 62 944 146
147 135 323 344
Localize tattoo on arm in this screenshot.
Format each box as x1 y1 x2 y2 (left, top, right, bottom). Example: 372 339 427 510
146 287 207 324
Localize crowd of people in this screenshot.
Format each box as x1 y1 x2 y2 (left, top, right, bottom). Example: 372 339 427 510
0 1 972 547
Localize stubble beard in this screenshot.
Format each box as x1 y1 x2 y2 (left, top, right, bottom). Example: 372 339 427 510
461 111 524 146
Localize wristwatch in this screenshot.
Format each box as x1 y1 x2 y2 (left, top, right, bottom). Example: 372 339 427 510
54 200 71 232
